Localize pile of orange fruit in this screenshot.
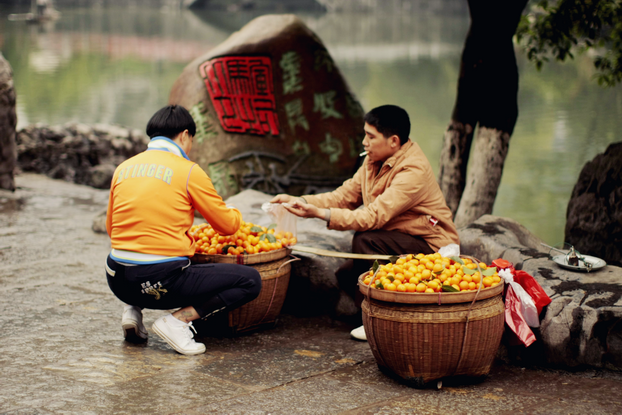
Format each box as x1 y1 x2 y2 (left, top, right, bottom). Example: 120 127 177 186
190 221 297 256
362 253 502 293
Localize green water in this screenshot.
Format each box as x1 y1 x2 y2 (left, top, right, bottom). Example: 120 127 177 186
2 4 621 245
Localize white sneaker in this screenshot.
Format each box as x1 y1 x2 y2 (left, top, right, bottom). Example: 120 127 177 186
350 325 367 341
152 314 206 355
121 305 148 343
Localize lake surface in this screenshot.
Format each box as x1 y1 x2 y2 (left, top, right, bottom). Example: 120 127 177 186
2 3 621 246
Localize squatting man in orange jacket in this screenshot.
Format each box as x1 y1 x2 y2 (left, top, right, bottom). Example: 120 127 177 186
105 105 261 355
271 105 459 341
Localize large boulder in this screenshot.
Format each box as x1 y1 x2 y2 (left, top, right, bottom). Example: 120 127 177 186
565 142 622 267
169 14 365 200
0 53 16 191
460 215 622 370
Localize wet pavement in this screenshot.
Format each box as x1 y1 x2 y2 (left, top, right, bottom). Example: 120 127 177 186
1 173 622 415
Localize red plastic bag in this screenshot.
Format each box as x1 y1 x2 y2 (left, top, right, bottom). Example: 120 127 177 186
504 284 536 347
492 258 515 275
513 270 551 315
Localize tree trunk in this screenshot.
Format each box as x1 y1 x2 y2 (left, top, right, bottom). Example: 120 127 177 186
438 0 527 226
438 119 475 215
0 53 17 192
454 126 511 228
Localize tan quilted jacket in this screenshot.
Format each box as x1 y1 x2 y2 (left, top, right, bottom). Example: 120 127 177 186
303 140 459 251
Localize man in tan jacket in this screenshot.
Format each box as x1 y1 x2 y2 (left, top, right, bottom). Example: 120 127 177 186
271 105 459 340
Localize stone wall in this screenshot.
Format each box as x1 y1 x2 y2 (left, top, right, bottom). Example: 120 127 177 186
16 123 148 189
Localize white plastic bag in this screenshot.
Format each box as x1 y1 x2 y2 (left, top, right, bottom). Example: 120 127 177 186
438 243 460 258
499 269 540 328
261 202 297 238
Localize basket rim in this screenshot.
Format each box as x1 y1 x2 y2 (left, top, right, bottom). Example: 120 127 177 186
191 247 291 264
357 273 504 304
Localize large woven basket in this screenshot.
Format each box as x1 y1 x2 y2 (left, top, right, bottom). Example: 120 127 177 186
358 256 505 387
227 255 294 334
362 295 504 387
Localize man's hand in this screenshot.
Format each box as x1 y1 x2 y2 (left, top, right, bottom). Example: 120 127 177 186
282 199 326 220
270 194 297 204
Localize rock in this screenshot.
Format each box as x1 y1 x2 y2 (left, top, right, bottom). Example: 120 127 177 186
92 210 107 234
0 53 17 191
458 214 550 265
565 142 622 267
460 214 622 370
169 14 365 200
89 164 117 189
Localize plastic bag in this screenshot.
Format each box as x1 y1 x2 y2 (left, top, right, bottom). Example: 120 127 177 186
504 284 537 347
438 243 460 258
513 270 552 315
499 269 540 328
261 202 297 238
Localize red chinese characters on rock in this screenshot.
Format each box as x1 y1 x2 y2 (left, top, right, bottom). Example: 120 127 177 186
199 56 280 136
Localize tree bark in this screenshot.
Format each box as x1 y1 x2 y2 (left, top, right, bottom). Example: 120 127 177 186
454 126 511 228
0 53 17 192
438 0 527 226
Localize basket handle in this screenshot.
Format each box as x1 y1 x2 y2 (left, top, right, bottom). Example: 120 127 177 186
451 255 484 376
277 254 300 273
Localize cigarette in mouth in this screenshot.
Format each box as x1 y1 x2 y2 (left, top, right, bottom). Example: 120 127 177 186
359 151 368 157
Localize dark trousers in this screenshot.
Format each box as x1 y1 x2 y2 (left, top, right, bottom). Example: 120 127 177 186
106 255 261 318
336 230 434 302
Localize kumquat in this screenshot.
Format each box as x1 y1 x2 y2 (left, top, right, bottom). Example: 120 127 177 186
189 221 297 256
361 253 501 293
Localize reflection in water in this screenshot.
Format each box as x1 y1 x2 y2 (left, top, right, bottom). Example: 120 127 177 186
1 3 621 245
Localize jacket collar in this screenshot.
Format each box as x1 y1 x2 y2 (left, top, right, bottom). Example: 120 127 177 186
366 140 413 171
147 136 190 160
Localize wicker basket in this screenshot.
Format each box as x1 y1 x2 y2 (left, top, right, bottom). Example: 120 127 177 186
359 256 505 387
227 255 294 334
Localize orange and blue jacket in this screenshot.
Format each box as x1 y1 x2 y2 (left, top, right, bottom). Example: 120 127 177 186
106 136 241 264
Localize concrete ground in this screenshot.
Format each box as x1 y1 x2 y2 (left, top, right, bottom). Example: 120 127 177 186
1 173 622 415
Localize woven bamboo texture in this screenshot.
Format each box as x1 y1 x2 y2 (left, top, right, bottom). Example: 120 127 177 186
228 256 293 334
191 247 291 265
362 294 505 384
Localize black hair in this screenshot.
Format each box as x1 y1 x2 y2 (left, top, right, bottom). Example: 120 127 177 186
146 105 196 139
363 105 410 145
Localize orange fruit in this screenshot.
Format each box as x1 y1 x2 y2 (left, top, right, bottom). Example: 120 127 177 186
396 284 407 292
459 280 469 290
483 277 493 287
416 283 427 293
